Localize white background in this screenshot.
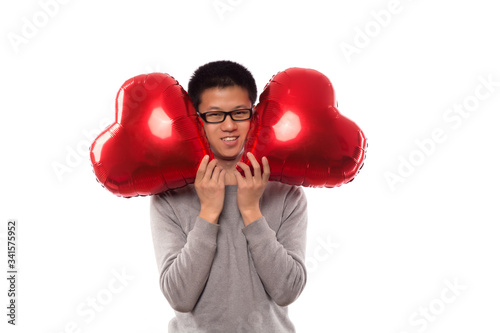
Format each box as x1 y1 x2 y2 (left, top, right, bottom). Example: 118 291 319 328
1 0 499 332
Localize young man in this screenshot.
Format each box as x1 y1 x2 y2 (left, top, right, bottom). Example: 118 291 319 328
150 60 308 332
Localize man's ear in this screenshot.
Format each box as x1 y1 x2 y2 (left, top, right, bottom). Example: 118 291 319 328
194 111 206 138
252 104 259 121
198 119 206 139
248 106 258 133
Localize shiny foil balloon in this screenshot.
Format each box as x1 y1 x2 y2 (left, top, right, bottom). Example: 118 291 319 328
243 68 367 187
90 73 211 197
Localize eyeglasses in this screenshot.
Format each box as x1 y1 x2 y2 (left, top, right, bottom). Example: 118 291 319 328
197 108 253 123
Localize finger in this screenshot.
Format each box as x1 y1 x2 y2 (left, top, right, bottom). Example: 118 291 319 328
195 155 209 182
212 165 223 184
237 161 252 181
218 169 226 186
247 152 261 182
233 169 245 185
204 158 218 182
262 156 270 182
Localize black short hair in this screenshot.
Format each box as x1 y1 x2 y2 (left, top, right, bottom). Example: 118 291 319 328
187 60 257 111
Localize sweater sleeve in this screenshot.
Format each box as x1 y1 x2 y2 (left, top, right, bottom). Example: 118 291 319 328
241 185 308 307
150 193 219 313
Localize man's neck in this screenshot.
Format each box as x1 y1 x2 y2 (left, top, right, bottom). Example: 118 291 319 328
213 150 244 185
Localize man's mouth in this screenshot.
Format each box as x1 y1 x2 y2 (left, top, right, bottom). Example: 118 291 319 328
221 136 238 142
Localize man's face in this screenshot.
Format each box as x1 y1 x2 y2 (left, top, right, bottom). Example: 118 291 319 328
198 85 252 161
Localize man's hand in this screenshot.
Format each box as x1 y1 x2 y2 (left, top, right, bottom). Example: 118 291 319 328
195 155 226 224
234 152 270 226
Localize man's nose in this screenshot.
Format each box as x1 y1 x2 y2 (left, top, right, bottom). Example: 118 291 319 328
220 115 237 130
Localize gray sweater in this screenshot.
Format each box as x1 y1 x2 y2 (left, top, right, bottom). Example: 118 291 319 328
150 182 308 332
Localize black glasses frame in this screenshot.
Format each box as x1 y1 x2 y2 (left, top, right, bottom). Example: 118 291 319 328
197 108 253 124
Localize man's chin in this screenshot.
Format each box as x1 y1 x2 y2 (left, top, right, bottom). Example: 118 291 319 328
212 147 244 161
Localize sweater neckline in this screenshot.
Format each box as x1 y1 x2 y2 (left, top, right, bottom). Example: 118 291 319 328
224 184 238 192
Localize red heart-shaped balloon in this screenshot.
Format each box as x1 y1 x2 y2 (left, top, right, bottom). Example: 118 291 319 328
90 73 211 197
243 68 367 187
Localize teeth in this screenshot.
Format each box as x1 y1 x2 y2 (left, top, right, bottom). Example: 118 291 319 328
222 137 237 141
